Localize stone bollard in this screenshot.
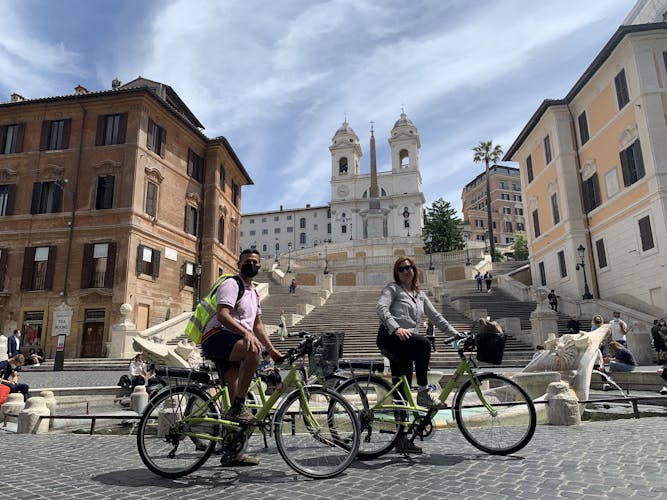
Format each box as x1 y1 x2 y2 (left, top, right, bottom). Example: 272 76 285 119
2 393 25 427
17 397 50 434
131 385 148 413
546 381 581 426
40 390 58 430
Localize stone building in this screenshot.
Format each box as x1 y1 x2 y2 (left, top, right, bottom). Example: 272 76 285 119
504 12 667 313
0 77 251 358
460 165 525 246
240 112 425 256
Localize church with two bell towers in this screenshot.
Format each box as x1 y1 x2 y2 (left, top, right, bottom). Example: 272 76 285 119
240 112 425 256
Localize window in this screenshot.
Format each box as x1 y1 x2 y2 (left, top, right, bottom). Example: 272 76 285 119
40 119 71 151
274 228 280 234
400 149 409 168
619 140 645 187
145 182 158 217
503 207 511 215
0 123 25 154
513 195 522 202
532 209 541 238
261 217 267 222
327 208 331 219
219 165 226 191
80 242 116 288
286 227 293 233
492 221 496 229
30 181 63 214
274 216 279 221
578 111 589 145
182 261 195 288
339 157 348 174
286 215 292 220
595 239 608 269
184 205 199 236
147 118 166 157
341 225 347 233
313 224 318 230
136 245 160 278
505 221 513 232
262 244 267 252
614 69 629 109
501 193 510 200
543 135 552 164
187 149 205 183
218 217 225 244
249 218 254 224
557 251 567 278
230 222 238 253
300 233 306 244
262 229 268 235
511 183 518 191
517 223 525 231
515 208 524 216
21 246 56 291
475 220 484 228
404 220 410 229
538 261 546 287
95 113 127 146
638 216 654 251
249 230 256 236
551 193 560 225
231 180 239 206
526 155 534 183
0 184 16 216
327 223 331 233
299 218 306 229
95 175 115 210
582 173 601 213
0 247 7 290
499 181 506 189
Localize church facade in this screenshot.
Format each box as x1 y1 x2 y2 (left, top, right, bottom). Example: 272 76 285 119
240 113 425 256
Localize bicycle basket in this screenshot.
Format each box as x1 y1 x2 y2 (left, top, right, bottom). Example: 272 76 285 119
475 319 506 365
308 331 345 378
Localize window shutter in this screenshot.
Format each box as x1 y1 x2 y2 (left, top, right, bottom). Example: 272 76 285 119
0 247 8 290
153 249 161 278
159 127 166 158
5 184 16 216
21 247 35 291
80 243 94 288
187 149 193 176
62 118 71 149
105 242 117 288
619 149 630 186
15 123 25 153
180 263 185 288
40 120 51 151
54 183 64 212
184 205 190 232
147 118 154 150
95 115 105 146
136 245 144 274
0 125 6 152
30 182 43 214
44 246 57 290
117 113 128 144
633 141 645 179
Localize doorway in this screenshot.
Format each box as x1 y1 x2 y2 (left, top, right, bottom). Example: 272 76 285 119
81 309 106 358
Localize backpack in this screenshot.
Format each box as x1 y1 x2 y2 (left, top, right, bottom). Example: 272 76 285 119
117 374 132 388
185 274 245 344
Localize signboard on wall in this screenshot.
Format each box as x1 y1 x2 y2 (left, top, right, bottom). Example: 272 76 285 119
51 302 73 337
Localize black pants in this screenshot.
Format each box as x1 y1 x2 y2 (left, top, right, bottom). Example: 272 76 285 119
378 329 431 388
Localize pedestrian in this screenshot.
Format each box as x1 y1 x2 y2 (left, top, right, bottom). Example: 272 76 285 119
609 311 629 346
289 278 297 295
606 341 637 372
566 318 580 335
0 354 30 401
591 315 604 330
7 330 21 358
483 271 492 292
657 363 667 395
548 289 559 312
474 272 483 292
652 318 667 364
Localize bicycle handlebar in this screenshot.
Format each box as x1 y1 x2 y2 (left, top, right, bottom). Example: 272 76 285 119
275 333 321 365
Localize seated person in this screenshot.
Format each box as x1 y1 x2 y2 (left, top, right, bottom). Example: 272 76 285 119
658 364 667 395
0 354 30 401
606 341 637 372
26 347 45 366
129 353 148 387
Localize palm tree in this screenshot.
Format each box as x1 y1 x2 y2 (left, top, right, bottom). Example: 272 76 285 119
473 140 503 262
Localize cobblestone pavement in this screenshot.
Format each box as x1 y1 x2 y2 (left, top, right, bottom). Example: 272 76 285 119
1 417 665 499
18 370 127 389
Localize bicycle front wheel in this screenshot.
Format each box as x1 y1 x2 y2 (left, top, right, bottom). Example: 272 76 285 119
454 373 536 455
137 386 220 478
335 375 405 459
274 387 360 479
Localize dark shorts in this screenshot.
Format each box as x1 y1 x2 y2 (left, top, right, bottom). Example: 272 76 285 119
202 328 243 361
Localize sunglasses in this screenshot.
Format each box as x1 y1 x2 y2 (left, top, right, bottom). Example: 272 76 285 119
397 265 414 273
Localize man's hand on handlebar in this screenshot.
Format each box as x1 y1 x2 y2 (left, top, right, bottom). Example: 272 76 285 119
268 346 283 361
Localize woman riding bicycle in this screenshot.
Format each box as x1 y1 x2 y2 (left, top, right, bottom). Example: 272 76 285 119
376 256 462 409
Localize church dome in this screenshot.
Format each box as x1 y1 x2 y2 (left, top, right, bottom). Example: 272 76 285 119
392 111 416 131
332 120 359 143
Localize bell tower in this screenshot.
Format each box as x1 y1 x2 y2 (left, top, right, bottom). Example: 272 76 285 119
389 111 420 172
330 119 362 202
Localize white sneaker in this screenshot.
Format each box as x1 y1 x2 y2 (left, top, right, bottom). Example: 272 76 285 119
660 387 667 395
602 383 611 391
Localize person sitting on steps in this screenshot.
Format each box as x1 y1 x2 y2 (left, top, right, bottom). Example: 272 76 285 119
376 256 463 454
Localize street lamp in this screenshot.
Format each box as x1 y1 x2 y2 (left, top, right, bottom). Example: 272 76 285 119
323 243 329 274
287 242 292 273
274 240 279 263
575 244 594 300
194 263 202 310
425 234 434 270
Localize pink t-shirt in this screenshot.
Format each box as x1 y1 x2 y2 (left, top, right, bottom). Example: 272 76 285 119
203 276 261 334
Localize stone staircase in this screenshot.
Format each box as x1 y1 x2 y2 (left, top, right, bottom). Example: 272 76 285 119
251 271 319 326
21 358 130 372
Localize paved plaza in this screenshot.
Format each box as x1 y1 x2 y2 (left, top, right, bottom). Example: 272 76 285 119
1 416 666 499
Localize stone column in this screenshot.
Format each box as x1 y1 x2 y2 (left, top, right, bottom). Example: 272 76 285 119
131 385 148 414
109 304 139 359
2 393 25 427
322 273 333 293
40 390 58 430
530 289 559 347
17 397 51 434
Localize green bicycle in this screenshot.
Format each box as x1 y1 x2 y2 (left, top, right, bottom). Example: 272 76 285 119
136 334 361 479
335 331 537 458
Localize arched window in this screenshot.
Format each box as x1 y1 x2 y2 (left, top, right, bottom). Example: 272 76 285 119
339 157 348 174
218 216 225 244
399 149 409 168
380 188 387 196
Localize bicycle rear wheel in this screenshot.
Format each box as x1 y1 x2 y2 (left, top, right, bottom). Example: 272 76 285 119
137 386 220 478
335 375 405 459
454 373 536 455
274 387 360 479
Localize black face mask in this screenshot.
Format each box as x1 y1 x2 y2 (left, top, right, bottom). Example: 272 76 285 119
240 262 260 278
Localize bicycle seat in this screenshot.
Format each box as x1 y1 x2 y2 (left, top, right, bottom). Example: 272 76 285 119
154 367 213 384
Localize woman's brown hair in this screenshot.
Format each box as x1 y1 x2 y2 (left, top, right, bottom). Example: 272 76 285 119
392 256 420 291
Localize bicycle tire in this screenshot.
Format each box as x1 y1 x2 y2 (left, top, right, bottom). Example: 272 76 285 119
454 373 536 455
335 375 405 460
137 385 220 478
274 387 360 479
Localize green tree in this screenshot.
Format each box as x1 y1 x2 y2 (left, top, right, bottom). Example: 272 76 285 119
472 140 503 262
512 232 529 260
423 198 464 253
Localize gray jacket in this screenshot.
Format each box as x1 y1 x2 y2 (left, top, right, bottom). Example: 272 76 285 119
376 282 459 337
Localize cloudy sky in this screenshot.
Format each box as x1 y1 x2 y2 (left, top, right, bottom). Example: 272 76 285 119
1 0 634 215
